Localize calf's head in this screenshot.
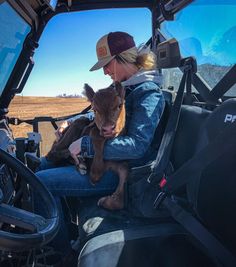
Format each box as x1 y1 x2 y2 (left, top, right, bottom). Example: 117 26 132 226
84 82 125 138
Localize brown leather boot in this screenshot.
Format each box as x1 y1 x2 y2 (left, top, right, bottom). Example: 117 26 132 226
97 191 124 210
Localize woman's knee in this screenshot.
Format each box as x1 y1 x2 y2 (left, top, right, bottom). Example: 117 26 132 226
37 156 57 171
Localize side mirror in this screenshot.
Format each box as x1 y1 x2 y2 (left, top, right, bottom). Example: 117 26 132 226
44 0 58 11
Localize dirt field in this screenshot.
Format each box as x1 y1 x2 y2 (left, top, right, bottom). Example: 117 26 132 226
8 96 90 155
8 96 89 137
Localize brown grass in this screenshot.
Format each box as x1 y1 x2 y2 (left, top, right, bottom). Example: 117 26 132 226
8 96 90 138
8 96 90 155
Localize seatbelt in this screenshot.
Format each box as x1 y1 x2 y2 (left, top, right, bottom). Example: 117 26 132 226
148 57 196 184
164 197 236 267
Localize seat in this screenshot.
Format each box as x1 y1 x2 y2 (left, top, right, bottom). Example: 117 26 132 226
183 99 236 259
77 91 174 246
76 104 213 265
159 98 236 265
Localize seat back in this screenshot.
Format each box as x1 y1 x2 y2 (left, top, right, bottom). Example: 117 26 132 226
185 99 236 255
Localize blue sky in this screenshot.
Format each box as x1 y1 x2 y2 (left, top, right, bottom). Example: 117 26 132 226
22 2 236 96
161 5 236 66
23 8 152 96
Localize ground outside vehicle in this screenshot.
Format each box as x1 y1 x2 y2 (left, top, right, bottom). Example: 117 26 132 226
0 0 236 266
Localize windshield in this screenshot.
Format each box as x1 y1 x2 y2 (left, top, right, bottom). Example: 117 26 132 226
160 0 236 95
23 8 151 97
0 2 31 96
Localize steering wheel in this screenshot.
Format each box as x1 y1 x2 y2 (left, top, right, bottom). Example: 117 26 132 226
0 148 59 252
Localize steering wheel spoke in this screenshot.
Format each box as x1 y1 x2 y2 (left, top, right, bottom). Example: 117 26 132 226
0 203 47 232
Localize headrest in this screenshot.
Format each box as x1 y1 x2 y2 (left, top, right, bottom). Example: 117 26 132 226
203 99 236 136
196 99 236 150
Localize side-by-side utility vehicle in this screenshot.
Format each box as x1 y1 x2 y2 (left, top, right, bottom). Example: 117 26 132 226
0 0 236 266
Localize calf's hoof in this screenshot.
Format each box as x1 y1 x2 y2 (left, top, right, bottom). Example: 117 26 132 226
97 192 124 210
89 172 101 185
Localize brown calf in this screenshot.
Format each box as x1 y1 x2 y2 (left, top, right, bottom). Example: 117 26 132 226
46 82 128 210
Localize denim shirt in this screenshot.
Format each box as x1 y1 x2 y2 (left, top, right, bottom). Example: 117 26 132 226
81 81 165 167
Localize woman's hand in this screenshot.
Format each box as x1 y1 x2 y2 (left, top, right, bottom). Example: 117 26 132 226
69 138 83 165
55 120 69 141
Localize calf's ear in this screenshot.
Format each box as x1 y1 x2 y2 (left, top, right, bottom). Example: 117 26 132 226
83 84 95 102
114 82 125 99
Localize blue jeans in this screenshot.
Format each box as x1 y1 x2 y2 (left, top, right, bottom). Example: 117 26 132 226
34 157 118 255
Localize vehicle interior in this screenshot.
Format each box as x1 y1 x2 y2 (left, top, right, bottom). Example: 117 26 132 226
0 0 236 266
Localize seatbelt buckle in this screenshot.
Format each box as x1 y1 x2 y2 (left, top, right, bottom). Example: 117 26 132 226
153 191 167 209
147 172 163 184
153 176 168 209
159 177 167 188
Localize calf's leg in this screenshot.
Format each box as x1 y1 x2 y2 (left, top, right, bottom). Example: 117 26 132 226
89 127 106 184
97 162 128 210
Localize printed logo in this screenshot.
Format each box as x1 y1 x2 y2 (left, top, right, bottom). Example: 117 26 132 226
224 114 236 123
97 46 108 58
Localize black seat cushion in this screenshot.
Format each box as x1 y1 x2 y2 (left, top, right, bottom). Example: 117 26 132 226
78 197 175 246
78 224 215 267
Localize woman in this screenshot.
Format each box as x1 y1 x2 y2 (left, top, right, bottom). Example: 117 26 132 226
35 31 165 263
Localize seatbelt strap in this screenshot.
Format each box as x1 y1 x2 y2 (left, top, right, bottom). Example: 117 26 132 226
161 121 236 194
185 68 193 105
148 58 194 184
163 197 236 267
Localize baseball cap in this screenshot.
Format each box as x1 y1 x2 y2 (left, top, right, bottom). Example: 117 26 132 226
90 31 136 71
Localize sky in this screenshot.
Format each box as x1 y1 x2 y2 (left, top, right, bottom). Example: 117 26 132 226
21 2 236 97
161 5 236 66
23 8 152 96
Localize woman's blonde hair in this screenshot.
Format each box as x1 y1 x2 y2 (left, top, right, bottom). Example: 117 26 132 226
117 45 156 70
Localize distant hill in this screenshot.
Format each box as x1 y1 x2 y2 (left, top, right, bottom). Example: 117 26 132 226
57 93 84 98
163 64 236 97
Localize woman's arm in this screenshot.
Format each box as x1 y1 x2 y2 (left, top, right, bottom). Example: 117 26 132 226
80 82 165 160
